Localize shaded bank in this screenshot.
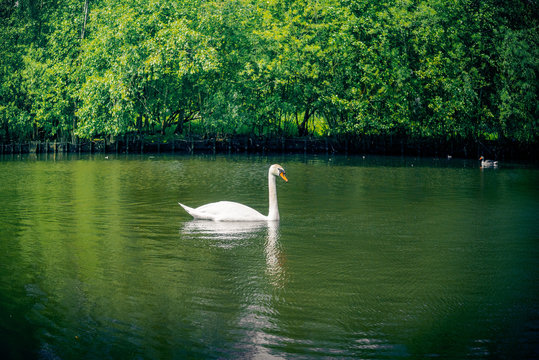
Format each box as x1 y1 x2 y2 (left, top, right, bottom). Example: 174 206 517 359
1 136 536 161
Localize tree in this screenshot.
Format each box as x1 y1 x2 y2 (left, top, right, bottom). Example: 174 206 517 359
74 0 218 139
497 28 539 143
0 0 537 156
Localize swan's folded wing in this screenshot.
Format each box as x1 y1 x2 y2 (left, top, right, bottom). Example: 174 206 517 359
179 201 267 221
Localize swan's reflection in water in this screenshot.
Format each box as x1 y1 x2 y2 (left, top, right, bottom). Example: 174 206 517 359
180 220 285 286
180 220 286 355
264 222 285 287
181 220 267 241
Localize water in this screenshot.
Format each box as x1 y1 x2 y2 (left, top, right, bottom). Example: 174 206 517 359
0 153 537 359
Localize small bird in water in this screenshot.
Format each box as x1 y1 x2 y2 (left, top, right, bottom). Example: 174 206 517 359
479 156 498 168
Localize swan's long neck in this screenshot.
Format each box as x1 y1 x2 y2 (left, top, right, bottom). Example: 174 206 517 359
267 172 279 221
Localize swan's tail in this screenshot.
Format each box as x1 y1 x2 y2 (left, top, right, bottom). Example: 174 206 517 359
178 202 196 217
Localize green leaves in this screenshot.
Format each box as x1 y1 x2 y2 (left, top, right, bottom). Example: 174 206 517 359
0 0 537 147
73 1 219 138
497 28 539 143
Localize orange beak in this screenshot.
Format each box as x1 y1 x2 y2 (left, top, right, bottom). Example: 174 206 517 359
279 173 288 182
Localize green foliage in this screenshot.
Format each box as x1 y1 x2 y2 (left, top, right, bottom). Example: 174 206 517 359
497 28 539 143
0 0 537 149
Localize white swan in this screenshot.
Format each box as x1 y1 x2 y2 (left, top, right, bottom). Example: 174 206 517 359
179 164 288 221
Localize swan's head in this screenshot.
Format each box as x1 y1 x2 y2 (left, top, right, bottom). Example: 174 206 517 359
270 164 288 182
479 156 484 160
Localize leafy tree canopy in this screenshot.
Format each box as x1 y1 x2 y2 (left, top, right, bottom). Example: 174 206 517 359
0 0 537 147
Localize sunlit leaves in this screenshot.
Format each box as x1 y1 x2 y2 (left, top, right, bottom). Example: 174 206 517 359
0 0 537 146
74 1 219 138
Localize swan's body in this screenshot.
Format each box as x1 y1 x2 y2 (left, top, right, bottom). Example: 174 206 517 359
480 156 498 168
179 201 268 221
179 164 288 221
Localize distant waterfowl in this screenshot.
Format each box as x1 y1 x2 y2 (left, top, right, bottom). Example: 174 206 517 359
480 156 498 168
179 164 288 221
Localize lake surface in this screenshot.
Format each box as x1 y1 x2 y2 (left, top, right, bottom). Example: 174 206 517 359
0 153 537 359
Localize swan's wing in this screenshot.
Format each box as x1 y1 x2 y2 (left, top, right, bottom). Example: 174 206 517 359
196 201 267 221
179 201 267 221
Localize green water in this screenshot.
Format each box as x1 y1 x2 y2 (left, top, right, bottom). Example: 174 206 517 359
0 154 537 359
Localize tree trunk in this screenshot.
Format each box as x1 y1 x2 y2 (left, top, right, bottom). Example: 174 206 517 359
81 0 89 39
298 107 313 137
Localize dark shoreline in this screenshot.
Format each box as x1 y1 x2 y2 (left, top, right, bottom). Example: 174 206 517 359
1 135 537 161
